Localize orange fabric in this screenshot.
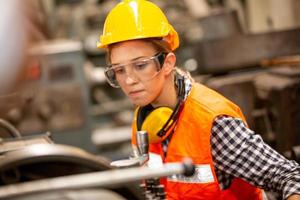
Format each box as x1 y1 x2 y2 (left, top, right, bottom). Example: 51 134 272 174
132 83 263 200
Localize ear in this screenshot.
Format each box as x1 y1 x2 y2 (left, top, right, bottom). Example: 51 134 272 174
162 53 176 75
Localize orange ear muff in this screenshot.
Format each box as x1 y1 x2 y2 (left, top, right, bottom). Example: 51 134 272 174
141 107 173 143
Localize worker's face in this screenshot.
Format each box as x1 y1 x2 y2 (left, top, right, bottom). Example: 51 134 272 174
109 40 170 106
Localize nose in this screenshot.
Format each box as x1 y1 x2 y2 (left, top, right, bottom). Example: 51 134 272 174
124 67 138 85
125 74 138 85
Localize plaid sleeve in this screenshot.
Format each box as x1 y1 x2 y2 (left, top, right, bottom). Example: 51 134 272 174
211 115 300 199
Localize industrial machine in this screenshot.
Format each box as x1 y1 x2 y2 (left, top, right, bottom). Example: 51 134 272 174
0 40 97 152
0 124 194 200
0 131 143 200
254 63 300 155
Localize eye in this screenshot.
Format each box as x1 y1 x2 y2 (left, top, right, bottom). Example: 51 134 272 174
133 61 149 70
113 66 125 74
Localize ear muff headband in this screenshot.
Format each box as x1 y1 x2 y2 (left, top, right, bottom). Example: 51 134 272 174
155 74 185 136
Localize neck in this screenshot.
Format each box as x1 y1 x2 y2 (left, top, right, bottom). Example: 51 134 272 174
151 74 178 109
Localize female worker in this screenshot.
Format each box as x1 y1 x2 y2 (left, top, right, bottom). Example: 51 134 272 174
97 0 300 199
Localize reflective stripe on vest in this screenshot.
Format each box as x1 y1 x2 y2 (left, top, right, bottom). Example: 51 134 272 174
168 164 215 184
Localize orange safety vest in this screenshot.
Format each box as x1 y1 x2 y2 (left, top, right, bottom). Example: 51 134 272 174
132 83 263 200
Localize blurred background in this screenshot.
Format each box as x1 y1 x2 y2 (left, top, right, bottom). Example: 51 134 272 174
0 0 299 199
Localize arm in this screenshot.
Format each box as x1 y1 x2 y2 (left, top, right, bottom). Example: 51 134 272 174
211 116 300 199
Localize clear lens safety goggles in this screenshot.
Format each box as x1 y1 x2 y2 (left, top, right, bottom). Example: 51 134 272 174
104 52 167 88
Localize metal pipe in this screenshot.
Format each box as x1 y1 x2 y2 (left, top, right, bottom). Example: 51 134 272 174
0 161 194 199
136 131 149 157
136 131 149 165
0 119 21 138
110 131 150 168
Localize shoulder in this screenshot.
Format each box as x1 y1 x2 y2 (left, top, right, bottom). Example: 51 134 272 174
186 83 243 119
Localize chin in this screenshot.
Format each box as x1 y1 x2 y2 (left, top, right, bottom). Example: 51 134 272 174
131 98 150 107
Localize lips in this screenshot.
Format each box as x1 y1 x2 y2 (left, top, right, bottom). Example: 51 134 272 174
129 90 144 97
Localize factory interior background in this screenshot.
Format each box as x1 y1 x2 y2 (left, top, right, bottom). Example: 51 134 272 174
0 0 299 200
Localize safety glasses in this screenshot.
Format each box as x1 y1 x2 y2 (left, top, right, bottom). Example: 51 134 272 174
104 52 167 88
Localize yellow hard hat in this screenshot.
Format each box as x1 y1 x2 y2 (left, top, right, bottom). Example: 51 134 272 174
97 0 179 51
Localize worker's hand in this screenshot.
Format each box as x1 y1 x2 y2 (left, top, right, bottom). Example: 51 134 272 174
287 194 300 200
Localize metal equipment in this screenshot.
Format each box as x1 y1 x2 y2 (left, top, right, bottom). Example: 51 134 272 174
197 9 243 41
0 159 194 200
0 114 142 200
0 143 111 182
254 66 300 154
111 131 160 199
0 40 97 152
110 131 194 200
193 28 300 74
8 189 128 200
0 139 142 200
0 133 53 155
4 189 129 200
110 130 150 168
110 130 155 199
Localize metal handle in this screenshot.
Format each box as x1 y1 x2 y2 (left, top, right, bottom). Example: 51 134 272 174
0 161 194 199
136 130 149 156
